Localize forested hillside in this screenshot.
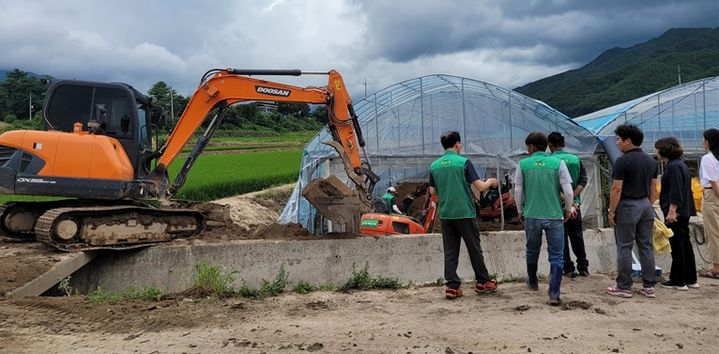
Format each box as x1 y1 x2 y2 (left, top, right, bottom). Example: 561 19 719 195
515 28 719 117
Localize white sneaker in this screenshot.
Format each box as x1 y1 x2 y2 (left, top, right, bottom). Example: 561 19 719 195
687 283 700 289
660 281 688 291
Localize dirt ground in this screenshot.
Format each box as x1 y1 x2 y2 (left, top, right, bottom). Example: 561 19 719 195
0 273 716 353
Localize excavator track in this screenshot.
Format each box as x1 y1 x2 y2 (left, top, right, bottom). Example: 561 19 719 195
0 201 81 240
34 205 205 251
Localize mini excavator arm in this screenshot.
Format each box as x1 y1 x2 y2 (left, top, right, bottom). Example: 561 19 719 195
150 69 378 213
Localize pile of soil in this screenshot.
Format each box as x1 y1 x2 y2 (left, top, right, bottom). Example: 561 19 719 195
0 240 58 295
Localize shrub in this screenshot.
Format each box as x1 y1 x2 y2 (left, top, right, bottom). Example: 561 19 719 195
293 281 317 295
190 261 236 297
340 262 402 291
258 264 289 297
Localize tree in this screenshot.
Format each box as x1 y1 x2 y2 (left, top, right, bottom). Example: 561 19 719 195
277 102 310 116
147 81 188 124
0 69 51 120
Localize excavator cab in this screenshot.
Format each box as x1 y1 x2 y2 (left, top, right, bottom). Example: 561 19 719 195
43 80 155 178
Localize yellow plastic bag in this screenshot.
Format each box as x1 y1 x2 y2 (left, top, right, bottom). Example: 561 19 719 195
653 218 674 254
692 177 704 212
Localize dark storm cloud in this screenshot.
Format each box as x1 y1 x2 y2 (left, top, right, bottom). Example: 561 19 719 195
354 0 718 65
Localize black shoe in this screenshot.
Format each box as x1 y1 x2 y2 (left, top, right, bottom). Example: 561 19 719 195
563 271 578 278
578 270 590 277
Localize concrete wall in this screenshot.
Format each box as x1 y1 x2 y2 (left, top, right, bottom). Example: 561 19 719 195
70 227 710 294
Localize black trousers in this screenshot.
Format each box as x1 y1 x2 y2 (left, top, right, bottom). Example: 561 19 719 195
441 218 491 288
667 216 698 286
563 208 588 273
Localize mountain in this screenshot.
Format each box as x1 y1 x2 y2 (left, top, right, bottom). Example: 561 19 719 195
514 28 719 117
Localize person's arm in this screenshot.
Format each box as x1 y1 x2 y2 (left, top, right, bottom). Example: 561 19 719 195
574 161 587 198
609 180 623 226
665 164 683 222
608 158 626 226
513 164 524 222
392 203 402 214
465 161 497 192
558 161 574 222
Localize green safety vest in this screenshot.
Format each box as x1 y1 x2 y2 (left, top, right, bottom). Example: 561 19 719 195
519 152 563 219
430 151 476 219
382 192 395 213
552 150 581 204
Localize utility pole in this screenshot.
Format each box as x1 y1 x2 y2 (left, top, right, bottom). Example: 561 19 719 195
169 84 174 123
677 65 682 85
28 92 33 120
363 77 367 98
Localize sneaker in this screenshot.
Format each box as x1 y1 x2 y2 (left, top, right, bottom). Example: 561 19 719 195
445 287 463 299
687 283 700 289
640 287 656 298
564 271 578 278
578 270 590 277
606 286 633 298
659 281 688 291
475 279 498 294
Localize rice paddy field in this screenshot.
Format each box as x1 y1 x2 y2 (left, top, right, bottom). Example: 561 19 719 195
0 131 313 203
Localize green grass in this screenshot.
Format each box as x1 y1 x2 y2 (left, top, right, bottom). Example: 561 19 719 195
340 262 402 291
169 150 302 201
0 194 62 204
87 286 163 302
190 261 236 297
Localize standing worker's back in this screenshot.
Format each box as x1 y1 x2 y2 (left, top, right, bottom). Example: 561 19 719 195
429 131 498 299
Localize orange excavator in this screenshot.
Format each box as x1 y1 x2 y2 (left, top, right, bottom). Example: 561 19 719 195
359 192 438 236
0 69 378 250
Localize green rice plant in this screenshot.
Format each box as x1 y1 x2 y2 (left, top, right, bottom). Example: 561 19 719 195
293 281 317 295
169 150 302 201
190 261 236 297
87 286 163 302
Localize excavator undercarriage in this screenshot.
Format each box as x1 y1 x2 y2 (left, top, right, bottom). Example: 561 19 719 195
0 200 204 251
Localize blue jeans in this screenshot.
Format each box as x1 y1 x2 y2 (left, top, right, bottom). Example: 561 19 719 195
525 218 565 267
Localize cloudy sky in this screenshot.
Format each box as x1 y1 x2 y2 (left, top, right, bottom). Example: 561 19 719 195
0 0 716 98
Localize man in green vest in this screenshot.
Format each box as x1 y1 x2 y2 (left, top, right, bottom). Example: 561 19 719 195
429 131 499 299
548 132 589 278
514 132 574 305
382 187 402 214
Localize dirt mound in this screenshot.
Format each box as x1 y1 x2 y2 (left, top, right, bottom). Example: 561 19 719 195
0 241 58 295
252 223 312 240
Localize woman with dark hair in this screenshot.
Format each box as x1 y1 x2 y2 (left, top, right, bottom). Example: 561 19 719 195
654 137 697 289
699 129 719 280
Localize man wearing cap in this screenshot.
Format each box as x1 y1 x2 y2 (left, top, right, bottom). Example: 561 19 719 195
382 187 403 214
548 132 590 278
429 131 499 299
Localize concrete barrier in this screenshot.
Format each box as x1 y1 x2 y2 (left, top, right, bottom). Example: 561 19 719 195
69 227 710 294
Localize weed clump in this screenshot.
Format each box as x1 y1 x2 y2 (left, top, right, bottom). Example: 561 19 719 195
87 286 163 303
293 281 317 295
340 262 402 291
191 261 236 297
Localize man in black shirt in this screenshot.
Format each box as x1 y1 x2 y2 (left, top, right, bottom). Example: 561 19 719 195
606 124 659 299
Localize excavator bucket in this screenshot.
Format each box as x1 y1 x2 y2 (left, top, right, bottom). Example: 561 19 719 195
302 175 372 231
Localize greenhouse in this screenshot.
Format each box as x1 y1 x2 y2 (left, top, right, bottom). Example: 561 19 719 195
575 76 719 157
280 74 602 233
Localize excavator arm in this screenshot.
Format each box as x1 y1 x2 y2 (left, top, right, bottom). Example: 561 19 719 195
150 69 378 229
